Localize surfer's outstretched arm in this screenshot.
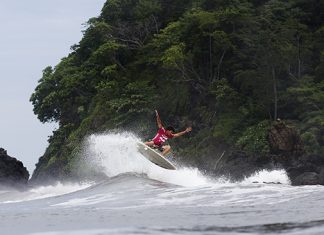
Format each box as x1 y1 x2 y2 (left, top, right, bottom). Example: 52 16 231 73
155 110 163 129
173 127 192 138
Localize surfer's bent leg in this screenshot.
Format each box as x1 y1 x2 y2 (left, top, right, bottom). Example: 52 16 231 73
162 145 171 156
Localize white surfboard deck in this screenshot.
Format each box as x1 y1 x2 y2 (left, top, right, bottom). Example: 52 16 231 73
137 142 177 170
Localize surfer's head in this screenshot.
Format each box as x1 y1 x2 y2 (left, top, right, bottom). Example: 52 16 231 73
166 126 175 135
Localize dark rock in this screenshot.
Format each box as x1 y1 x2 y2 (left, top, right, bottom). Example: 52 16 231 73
213 150 275 181
266 120 324 186
268 119 304 156
177 120 323 186
284 154 324 186
0 148 7 155
319 168 324 185
291 172 319 186
0 148 29 187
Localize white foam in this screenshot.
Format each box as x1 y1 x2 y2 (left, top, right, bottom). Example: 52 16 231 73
29 182 92 199
2 182 92 203
242 169 291 185
82 133 294 188
82 133 211 187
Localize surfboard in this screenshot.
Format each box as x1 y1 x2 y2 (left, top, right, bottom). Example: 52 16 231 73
137 142 177 170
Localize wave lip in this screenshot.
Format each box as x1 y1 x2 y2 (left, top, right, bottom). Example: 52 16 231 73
0 182 92 204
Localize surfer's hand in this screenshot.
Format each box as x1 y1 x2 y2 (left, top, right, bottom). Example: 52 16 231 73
155 110 159 117
186 127 192 133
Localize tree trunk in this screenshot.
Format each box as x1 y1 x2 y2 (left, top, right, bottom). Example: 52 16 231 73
272 67 278 120
209 34 213 82
214 49 226 81
297 34 301 79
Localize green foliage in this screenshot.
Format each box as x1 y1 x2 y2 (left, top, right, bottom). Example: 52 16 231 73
161 43 186 68
106 80 156 125
212 113 244 141
30 67 59 123
209 78 242 108
236 120 271 154
301 131 323 155
287 78 324 113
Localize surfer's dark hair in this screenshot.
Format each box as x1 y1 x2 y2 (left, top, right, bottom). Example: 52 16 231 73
166 126 175 132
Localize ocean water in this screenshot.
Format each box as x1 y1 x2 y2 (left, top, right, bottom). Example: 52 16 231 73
1 133 324 235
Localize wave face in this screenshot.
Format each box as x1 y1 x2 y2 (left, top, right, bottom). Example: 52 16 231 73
0 133 323 235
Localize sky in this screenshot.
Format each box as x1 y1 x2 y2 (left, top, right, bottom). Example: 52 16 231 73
0 0 106 174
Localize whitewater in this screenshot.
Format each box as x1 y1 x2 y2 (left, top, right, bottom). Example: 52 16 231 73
1 133 324 235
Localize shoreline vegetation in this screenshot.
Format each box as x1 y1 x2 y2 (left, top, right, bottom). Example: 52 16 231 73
25 0 323 185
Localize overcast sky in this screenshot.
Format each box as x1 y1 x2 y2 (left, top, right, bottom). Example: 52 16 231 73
0 0 106 174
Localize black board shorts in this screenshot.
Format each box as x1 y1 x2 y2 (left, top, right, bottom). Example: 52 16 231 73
151 144 166 152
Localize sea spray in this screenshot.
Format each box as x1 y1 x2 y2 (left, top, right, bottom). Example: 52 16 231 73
242 169 291 185
82 132 211 187
1 182 92 204
80 132 292 187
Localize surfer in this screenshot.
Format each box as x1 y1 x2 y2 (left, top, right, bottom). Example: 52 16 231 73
145 110 192 156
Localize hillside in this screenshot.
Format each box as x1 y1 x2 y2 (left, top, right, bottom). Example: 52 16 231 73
30 0 323 183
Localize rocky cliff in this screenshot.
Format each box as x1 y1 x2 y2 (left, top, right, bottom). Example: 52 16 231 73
268 120 324 185
181 120 324 186
0 148 29 187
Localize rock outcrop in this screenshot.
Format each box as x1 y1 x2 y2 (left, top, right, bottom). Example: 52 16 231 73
0 148 29 187
268 120 324 186
199 119 324 186
213 150 276 181
268 119 304 156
